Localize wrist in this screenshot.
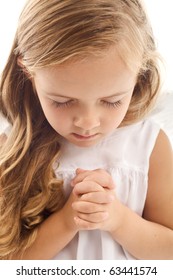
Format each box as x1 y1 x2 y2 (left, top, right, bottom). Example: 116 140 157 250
59 206 78 235
109 200 127 236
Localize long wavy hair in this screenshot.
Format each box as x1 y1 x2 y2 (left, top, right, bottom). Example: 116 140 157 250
0 0 161 259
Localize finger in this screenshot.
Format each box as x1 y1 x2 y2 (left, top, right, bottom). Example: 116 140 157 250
83 170 115 190
71 169 92 186
72 201 106 213
74 217 104 230
76 211 109 223
73 181 104 196
80 192 115 204
76 168 87 174
74 216 98 230
73 169 115 190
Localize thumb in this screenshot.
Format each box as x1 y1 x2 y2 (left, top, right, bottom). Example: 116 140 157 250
76 168 86 174
70 168 87 187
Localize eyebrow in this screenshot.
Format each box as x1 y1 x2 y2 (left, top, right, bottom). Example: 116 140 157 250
46 88 133 99
102 90 132 99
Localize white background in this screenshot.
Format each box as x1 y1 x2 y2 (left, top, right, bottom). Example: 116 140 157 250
0 0 173 90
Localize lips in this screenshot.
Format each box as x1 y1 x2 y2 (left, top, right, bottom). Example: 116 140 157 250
72 133 98 140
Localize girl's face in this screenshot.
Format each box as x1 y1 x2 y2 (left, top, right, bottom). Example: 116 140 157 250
33 48 138 147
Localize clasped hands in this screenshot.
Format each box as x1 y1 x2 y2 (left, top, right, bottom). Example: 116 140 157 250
70 168 124 233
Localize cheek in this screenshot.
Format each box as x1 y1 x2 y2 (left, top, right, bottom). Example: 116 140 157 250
105 103 131 128
38 99 63 126
119 95 132 118
43 108 69 134
40 101 55 121
45 109 66 125
45 107 74 134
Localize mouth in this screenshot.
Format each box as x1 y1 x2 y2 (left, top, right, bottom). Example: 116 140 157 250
72 133 99 140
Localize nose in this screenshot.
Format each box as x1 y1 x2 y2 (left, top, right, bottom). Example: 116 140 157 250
73 109 100 131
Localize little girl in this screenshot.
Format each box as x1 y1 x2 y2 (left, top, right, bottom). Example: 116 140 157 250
0 0 173 260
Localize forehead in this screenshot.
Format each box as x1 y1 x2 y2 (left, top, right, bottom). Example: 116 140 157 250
33 48 138 98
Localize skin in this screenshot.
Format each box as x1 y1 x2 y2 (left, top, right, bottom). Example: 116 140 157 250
10 48 173 259
33 48 136 147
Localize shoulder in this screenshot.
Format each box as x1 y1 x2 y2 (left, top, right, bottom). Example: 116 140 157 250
143 129 173 229
149 129 173 178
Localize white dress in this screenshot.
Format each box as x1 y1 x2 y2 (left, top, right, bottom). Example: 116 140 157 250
53 119 161 260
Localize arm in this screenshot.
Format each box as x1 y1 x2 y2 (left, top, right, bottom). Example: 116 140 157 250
13 191 79 260
111 129 173 259
0 135 78 260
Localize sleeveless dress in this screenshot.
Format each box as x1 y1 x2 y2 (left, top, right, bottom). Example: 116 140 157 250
1 119 160 259
52 119 161 260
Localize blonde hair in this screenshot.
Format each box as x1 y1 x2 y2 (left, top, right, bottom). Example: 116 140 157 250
0 0 161 259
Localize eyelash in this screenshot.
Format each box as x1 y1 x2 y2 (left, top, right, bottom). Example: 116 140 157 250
52 100 74 108
102 100 122 108
52 100 122 109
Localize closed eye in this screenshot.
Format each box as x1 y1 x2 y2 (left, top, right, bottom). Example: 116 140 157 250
51 99 122 109
101 100 122 108
52 100 74 108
